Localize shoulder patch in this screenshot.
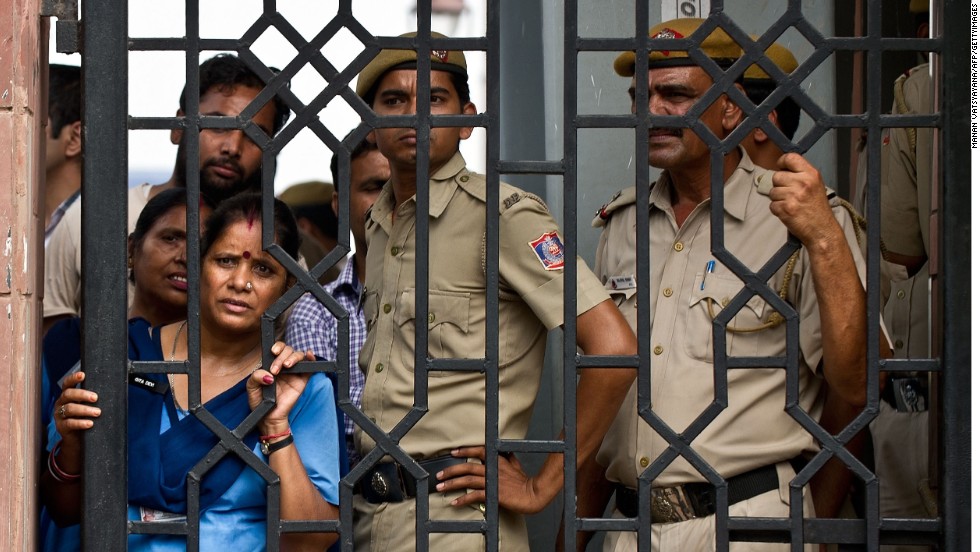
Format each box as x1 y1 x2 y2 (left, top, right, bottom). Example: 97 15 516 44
528 231 565 271
592 186 637 228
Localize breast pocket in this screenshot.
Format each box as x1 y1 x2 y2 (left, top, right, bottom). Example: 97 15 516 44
684 273 772 363
395 289 479 374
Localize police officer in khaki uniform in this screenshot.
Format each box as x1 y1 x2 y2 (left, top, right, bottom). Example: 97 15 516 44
873 2 935 549
351 33 637 551
577 18 872 551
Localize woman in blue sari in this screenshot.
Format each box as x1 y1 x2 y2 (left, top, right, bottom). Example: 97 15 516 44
43 193 340 550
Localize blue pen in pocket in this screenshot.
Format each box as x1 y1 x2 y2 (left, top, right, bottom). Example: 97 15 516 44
701 260 715 291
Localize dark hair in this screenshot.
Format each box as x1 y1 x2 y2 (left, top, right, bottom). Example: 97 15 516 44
128 189 216 283
330 132 380 186
741 79 802 141
201 192 300 262
179 53 291 134
362 67 470 108
48 64 81 138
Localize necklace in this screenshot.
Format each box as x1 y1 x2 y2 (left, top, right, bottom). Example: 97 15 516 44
167 321 263 412
168 321 187 412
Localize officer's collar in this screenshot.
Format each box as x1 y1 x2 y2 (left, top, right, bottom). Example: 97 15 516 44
367 152 468 226
651 146 755 222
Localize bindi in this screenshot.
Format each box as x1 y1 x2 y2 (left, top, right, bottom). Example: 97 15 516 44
242 250 251 259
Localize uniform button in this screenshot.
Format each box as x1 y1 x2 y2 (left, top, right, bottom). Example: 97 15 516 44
663 288 673 297
897 290 906 299
895 339 904 349
427 313 436 323
639 457 650 468
721 297 730 307
673 242 684 252
460 175 470 182
375 363 384 373
390 246 400 256
383 303 392 314
653 345 664 355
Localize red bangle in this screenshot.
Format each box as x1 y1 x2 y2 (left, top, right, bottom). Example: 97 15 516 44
259 428 291 442
48 442 81 483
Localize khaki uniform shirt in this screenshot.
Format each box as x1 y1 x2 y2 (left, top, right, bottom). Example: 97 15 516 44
355 152 609 460
43 183 153 319
880 63 933 359
593 149 868 486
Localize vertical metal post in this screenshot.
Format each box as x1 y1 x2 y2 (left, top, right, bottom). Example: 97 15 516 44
939 1 971 550
80 0 129 549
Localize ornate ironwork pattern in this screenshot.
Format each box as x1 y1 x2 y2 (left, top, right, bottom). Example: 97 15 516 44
77 1 968 550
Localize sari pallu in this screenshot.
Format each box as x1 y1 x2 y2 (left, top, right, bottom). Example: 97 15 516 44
127 321 259 514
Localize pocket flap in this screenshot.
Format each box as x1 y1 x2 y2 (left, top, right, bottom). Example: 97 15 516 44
690 273 766 318
395 288 471 333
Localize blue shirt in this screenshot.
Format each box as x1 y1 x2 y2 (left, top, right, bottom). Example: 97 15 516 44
126 372 339 551
286 258 366 467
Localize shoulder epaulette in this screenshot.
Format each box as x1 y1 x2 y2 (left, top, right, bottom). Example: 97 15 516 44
499 190 549 214
592 187 637 228
892 71 918 154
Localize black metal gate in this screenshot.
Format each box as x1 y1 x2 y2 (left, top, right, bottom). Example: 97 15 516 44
74 0 969 550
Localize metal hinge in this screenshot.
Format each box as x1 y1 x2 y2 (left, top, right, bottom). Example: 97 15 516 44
40 0 79 54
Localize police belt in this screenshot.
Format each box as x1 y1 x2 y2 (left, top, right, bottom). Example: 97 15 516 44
358 455 468 504
614 459 806 524
882 375 929 412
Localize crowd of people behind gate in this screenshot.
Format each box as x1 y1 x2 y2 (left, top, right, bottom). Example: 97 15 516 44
38 5 938 551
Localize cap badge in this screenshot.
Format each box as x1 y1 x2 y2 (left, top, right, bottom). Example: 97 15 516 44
431 50 450 62
651 28 684 56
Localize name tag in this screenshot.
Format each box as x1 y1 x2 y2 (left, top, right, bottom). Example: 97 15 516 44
606 275 637 290
129 373 169 395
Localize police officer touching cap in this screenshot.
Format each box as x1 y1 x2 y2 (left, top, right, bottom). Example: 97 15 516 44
578 18 873 551
351 32 637 551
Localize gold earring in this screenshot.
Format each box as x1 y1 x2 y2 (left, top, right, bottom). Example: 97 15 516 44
127 257 133 268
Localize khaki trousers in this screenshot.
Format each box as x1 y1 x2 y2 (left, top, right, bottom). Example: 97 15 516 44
871 400 931 552
353 491 529 552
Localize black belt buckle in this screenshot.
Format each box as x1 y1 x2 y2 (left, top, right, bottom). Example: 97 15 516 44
887 376 929 412
361 463 405 504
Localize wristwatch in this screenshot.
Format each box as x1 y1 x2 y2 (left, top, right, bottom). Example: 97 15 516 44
260 434 294 456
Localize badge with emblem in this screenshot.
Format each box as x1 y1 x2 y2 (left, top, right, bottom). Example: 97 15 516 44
528 231 565 271
431 50 449 62
651 28 683 56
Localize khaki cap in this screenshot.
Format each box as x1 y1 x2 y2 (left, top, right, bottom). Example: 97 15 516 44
744 40 799 81
614 18 743 76
356 32 468 99
909 0 928 14
278 181 334 207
